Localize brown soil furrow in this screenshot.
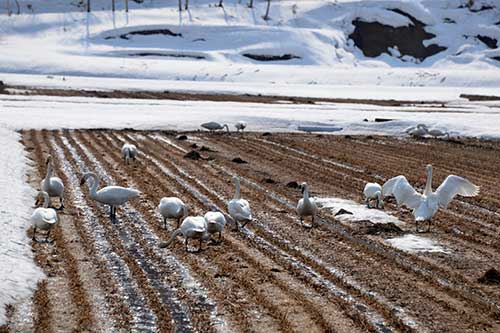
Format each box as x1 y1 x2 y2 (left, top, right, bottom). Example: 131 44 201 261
98 130 364 333
195 134 500 307
150 133 500 330
206 134 500 255
59 131 189 332
25 130 97 332
110 132 397 332
134 134 444 332
271 135 500 208
49 133 158 331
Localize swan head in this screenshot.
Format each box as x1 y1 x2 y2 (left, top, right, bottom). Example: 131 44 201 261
231 176 240 184
45 155 52 165
426 164 433 173
300 182 308 193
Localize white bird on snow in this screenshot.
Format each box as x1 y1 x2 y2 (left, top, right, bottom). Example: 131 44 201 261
31 191 59 243
427 128 449 139
80 172 140 220
204 211 226 243
235 121 247 132
296 182 318 228
363 182 383 209
228 176 252 230
161 216 209 252
201 121 230 133
383 164 479 232
38 155 64 209
158 197 187 229
406 124 428 138
121 143 138 165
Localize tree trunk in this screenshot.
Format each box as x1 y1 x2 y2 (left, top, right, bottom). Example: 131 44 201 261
263 0 271 20
87 0 91 12
248 0 253 8
178 0 182 11
125 0 129 12
185 0 189 10
218 0 223 7
112 0 115 12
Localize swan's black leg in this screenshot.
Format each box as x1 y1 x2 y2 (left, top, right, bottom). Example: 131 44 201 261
426 220 432 233
185 238 188 252
198 239 203 252
177 218 181 228
32 227 37 241
58 197 64 211
218 231 222 243
46 230 52 243
241 219 250 228
163 217 167 229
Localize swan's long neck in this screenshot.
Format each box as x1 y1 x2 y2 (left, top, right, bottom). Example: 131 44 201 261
41 192 50 208
233 179 241 200
45 161 52 181
303 184 310 201
424 166 433 196
224 124 229 133
165 229 182 246
87 173 100 197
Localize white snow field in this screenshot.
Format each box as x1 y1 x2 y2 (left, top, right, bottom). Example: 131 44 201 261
0 0 499 325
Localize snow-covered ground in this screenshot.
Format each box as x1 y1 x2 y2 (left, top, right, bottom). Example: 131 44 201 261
0 128 44 325
0 0 499 88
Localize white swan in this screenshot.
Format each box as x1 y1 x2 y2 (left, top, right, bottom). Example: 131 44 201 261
80 172 140 220
383 164 479 232
427 129 449 139
38 155 64 209
296 182 318 228
201 121 230 133
228 176 252 230
406 124 428 138
363 182 383 209
121 143 138 165
31 191 59 243
204 211 226 243
158 197 187 229
235 121 247 132
161 216 209 252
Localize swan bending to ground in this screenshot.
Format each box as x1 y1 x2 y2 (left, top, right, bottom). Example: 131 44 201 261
201 121 230 133
363 182 383 209
406 124 428 138
121 143 138 165
161 216 209 252
31 191 59 243
38 155 64 210
158 197 187 229
383 164 479 232
204 211 226 243
235 121 247 132
80 172 140 220
296 182 318 228
228 176 252 230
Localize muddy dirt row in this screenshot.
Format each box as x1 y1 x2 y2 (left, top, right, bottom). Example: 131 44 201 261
5 130 500 332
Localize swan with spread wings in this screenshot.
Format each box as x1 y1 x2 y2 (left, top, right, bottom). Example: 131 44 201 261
383 165 479 232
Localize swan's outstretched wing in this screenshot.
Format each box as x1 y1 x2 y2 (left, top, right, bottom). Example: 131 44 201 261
382 175 422 209
435 175 479 208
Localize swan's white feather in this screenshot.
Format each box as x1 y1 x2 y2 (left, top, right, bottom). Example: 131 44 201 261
158 197 186 219
228 198 252 222
435 175 480 208
31 207 58 230
382 175 422 209
204 211 226 234
95 186 140 205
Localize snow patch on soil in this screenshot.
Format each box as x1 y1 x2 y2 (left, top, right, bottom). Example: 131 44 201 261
0 127 44 325
386 234 450 253
314 197 403 225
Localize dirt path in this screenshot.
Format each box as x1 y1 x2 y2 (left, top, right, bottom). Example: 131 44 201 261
5 130 500 332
